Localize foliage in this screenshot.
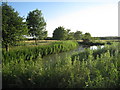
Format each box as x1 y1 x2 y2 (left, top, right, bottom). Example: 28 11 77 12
2 41 78 63
53 27 84 40
26 9 47 40
71 42 120 88
67 32 75 40
53 26 67 40
2 42 120 88
65 29 74 40
82 32 92 42
96 36 120 40
2 2 28 51
74 31 82 40
72 42 117 61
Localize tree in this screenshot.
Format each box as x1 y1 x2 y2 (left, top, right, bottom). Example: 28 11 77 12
26 9 47 41
74 31 82 40
66 29 74 40
82 32 91 42
0 5 2 42
53 26 67 40
2 3 27 51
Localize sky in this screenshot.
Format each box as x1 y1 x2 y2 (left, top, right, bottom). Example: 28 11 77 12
5 0 119 37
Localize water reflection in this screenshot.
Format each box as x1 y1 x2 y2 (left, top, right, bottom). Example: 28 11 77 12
90 45 104 50
43 46 84 61
42 45 104 61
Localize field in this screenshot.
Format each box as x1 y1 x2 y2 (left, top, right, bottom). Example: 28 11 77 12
2 40 120 88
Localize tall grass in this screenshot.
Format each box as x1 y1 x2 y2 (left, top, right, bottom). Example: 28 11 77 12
72 42 117 62
2 41 78 64
2 42 120 88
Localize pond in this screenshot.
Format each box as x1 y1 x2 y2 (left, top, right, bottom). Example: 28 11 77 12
90 45 104 50
42 45 104 61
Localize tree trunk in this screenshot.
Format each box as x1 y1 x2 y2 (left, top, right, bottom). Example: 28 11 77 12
5 44 9 52
34 38 38 45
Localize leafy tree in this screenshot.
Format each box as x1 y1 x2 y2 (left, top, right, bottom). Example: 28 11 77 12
74 31 82 40
67 32 75 40
66 29 74 40
53 26 67 40
2 3 27 51
26 9 47 41
82 32 92 42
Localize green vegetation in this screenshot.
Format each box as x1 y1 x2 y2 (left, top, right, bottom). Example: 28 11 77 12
70 43 120 88
53 26 67 40
77 41 112 46
82 32 92 42
95 36 120 40
2 3 28 51
26 9 47 40
72 42 117 62
74 31 82 40
52 26 92 41
2 3 120 88
67 31 75 40
2 42 120 88
2 41 78 64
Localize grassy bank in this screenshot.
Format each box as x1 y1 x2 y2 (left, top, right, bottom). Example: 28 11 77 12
3 41 78 63
77 40 112 46
2 42 120 88
72 42 117 62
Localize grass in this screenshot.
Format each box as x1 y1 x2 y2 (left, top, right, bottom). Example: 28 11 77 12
2 41 78 63
2 41 120 88
71 42 117 62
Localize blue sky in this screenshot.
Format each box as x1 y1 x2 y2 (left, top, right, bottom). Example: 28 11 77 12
6 1 118 37
8 2 104 19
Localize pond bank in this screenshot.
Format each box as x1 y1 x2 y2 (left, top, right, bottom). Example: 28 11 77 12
77 41 112 46
42 45 105 62
2 41 78 63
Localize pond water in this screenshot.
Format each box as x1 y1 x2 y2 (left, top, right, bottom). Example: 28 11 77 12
42 45 104 61
90 45 104 50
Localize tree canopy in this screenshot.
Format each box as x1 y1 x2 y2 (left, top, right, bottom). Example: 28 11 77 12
52 27 85 40
53 26 67 40
26 9 47 40
74 31 82 40
82 32 92 42
2 3 27 51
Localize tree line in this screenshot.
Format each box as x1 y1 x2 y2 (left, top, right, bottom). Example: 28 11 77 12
52 26 91 41
2 3 92 51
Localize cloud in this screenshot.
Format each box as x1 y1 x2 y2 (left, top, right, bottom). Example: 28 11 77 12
46 3 118 37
